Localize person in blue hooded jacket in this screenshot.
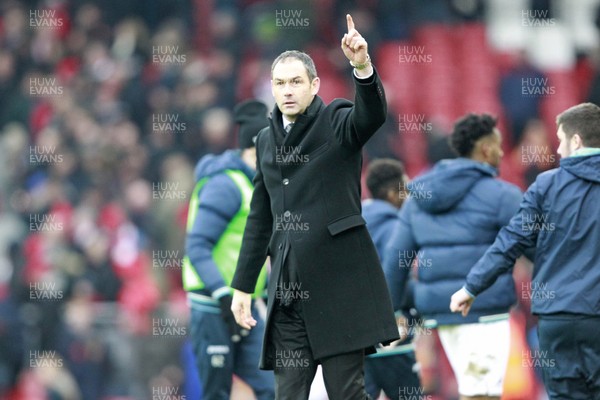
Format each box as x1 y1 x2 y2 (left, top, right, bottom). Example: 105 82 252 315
361 158 421 400
183 100 274 399
383 114 523 400
451 102 600 400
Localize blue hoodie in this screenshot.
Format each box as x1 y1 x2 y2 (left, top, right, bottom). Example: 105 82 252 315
185 150 255 297
362 199 399 258
363 198 417 333
383 158 523 325
465 153 600 316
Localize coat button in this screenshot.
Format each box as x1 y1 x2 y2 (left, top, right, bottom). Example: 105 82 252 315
282 178 289 185
284 210 291 217
278 244 283 250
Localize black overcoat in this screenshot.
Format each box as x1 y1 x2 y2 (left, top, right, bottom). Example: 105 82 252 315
231 69 399 369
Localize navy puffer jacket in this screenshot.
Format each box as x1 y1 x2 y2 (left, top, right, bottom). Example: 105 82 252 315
383 158 523 325
466 153 600 317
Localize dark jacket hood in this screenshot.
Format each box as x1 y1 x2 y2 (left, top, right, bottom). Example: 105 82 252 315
560 153 600 183
193 149 254 182
410 158 498 214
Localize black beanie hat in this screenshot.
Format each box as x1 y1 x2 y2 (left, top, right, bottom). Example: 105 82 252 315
233 100 269 149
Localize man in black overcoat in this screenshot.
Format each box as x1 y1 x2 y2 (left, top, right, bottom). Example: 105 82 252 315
230 14 399 400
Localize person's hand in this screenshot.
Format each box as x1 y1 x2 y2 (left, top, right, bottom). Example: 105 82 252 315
218 294 249 342
385 314 410 348
231 289 257 330
449 287 475 317
341 14 369 68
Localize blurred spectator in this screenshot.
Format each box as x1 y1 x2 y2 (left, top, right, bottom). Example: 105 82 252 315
509 118 557 188
499 51 546 145
0 294 24 396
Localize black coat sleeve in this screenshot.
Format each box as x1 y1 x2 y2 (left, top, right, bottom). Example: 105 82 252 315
231 130 273 293
330 68 387 150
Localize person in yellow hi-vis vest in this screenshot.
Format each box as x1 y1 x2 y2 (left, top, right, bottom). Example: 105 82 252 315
183 100 274 399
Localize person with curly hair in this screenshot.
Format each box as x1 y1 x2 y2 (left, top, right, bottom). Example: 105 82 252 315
384 113 525 400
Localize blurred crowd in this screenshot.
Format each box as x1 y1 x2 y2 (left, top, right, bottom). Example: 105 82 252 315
1 0 600 399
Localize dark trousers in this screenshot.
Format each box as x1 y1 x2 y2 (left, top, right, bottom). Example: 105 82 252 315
537 314 600 399
269 302 371 400
364 351 420 399
189 307 275 400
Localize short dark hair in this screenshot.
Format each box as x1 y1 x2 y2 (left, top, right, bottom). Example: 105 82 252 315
366 159 406 200
271 50 317 82
449 113 498 157
556 102 600 148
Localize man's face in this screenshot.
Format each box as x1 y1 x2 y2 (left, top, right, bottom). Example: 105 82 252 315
489 129 504 168
271 58 320 122
480 128 503 169
556 124 581 158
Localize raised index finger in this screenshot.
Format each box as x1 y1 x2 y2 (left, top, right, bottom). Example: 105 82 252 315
346 14 354 32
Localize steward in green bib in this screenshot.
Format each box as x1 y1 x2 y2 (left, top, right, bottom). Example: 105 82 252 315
184 100 274 399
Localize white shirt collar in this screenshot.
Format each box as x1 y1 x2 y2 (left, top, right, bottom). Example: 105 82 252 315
281 115 294 130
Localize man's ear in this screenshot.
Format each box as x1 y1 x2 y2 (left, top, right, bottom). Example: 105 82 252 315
311 77 320 96
475 139 489 159
572 133 584 150
479 141 488 158
388 188 403 208
386 188 396 202
480 137 496 160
